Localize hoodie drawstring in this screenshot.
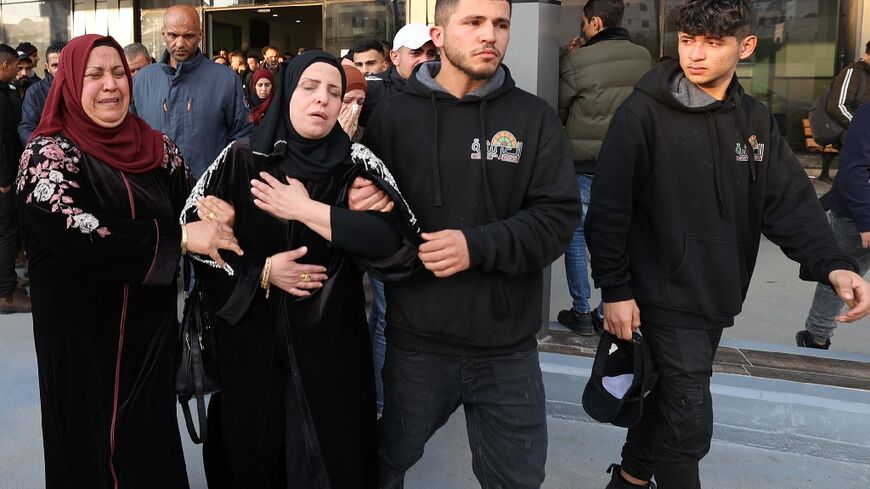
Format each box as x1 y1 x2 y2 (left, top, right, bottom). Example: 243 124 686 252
733 91 758 182
430 92 444 206
478 100 499 222
705 112 729 220
476 99 509 318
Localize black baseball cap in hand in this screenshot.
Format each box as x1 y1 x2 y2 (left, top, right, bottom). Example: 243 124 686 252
582 330 657 428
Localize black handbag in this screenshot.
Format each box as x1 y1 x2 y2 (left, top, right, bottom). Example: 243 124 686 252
175 287 221 444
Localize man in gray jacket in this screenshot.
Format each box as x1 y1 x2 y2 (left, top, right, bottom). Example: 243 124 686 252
556 0 650 335
133 5 251 177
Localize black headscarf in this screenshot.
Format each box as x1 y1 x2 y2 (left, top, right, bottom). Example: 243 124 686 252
251 50 351 180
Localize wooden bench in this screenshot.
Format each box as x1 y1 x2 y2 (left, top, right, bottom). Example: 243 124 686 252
802 118 838 181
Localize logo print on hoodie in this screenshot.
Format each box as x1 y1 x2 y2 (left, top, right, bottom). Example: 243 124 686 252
470 130 524 164
735 135 765 163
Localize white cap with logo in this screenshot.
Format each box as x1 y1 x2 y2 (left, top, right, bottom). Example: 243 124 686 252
392 24 433 51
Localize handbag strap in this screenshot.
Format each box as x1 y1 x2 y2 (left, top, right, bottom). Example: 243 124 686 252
180 293 210 444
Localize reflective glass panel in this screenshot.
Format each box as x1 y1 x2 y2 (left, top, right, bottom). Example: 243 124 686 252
1 0 71 64
325 0 396 57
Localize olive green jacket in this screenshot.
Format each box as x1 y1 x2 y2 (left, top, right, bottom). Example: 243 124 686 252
558 28 651 173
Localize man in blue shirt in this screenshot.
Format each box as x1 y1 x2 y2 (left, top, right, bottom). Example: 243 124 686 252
132 5 251 177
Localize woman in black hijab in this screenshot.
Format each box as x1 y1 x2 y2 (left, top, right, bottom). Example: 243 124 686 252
183 51 418 488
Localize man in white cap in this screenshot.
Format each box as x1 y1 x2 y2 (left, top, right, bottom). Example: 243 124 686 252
390 23 438 79
361 23 438 125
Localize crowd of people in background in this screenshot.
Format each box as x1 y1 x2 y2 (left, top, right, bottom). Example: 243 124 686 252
1 0 870 489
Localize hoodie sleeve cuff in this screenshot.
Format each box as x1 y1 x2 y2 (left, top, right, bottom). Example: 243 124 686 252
462 227 487 269
811 259 859 287
601 284 634 303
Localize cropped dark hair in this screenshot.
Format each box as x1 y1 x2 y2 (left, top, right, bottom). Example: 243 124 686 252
352 39 385 56
674 0 752 39
583 0 625 30
865 40 869 54
46 41 66 57
0 44 16 64
435 0 512 26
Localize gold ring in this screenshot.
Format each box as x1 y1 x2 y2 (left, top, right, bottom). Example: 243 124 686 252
299 273 311 282
207 211 216 220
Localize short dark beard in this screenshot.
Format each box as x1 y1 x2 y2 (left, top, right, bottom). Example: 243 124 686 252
442 43 499 81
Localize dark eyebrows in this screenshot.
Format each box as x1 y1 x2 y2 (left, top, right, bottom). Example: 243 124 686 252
458 14 510 25
459 14 485 23
85 64 125 71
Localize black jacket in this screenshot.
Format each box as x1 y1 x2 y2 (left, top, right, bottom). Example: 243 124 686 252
586 59 857 329
362 62 580 354
826 59 870 128
0 82 23 187
18 72 52 146
360 66 410 127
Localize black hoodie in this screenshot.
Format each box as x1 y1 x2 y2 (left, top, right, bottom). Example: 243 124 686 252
361 62 580 354
360 65 410 127
586 59 857 329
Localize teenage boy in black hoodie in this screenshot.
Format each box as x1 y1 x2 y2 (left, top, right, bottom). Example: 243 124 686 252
585 1 870 488
359 0 579 486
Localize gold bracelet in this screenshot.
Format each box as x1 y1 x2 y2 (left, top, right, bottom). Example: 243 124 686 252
180 224 188 255
261 256 272 299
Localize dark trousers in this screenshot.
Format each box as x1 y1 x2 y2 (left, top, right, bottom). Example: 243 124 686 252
0 190 19 297
378 346 548 489
621 323 722 489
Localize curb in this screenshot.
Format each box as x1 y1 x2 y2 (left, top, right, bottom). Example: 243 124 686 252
540 351 870 465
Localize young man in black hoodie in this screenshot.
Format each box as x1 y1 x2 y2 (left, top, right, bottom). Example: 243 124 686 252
360 0 579 486
585 1 870 488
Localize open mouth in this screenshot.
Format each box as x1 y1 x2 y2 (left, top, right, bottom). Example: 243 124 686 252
309 112 327 120
97 97 120 105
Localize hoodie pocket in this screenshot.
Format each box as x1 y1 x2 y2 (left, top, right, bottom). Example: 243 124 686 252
665 235 747 316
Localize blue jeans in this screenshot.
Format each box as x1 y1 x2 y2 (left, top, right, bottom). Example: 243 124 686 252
564 174 600 313
367 277 386 411
804 211 870 340
378 347 547 489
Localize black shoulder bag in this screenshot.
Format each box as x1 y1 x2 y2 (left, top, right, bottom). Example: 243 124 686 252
175 287 222 444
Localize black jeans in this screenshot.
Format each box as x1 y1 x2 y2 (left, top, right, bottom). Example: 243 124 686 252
0 190 19 297
378 346 548 489
620 323 722 489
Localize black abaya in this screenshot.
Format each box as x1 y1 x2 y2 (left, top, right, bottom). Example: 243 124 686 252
189 139 401 489
16 134 191 489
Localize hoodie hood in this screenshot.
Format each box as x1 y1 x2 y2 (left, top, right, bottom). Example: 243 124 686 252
403 61 516 214
405 61 515 101
635 58 743 112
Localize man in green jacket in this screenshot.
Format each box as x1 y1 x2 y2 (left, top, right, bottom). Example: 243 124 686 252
556 0 650 335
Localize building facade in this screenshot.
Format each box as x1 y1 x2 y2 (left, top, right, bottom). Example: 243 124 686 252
0 0 867 147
